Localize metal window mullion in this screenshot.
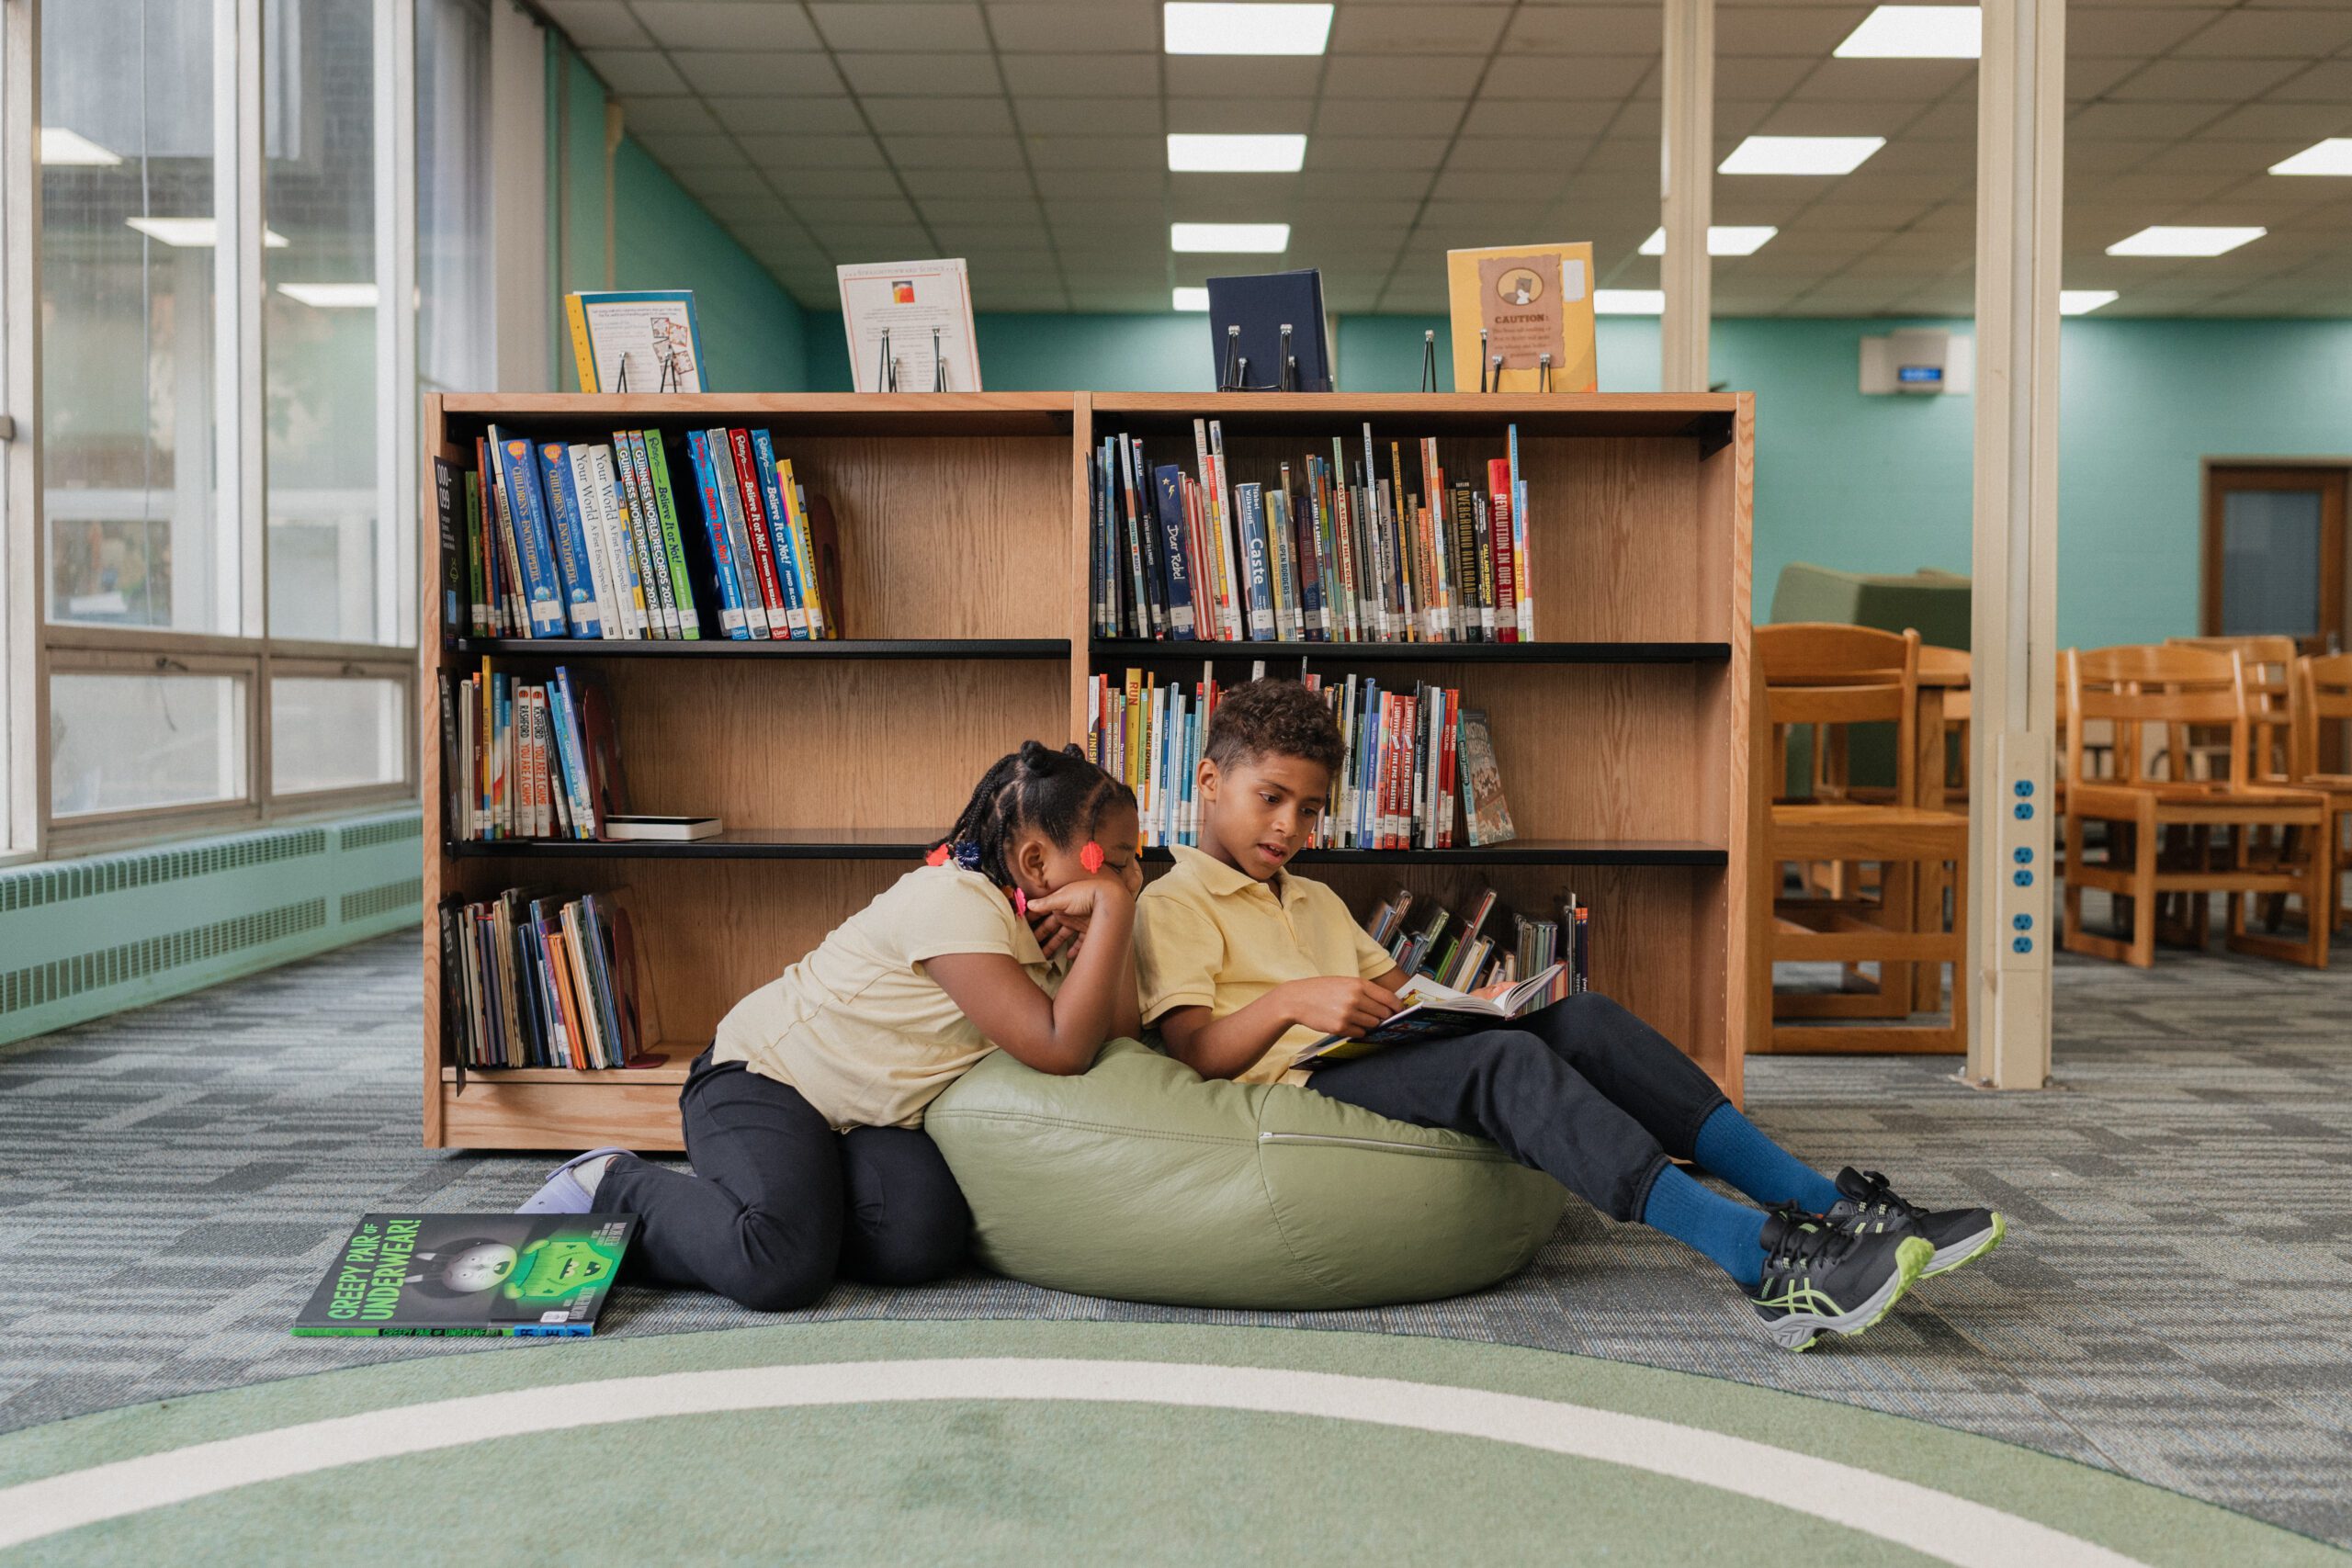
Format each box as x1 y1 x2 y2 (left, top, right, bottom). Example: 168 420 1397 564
4 0 44 855
378 0 418 653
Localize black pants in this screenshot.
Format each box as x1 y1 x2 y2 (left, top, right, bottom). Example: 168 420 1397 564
597 1049 971 1312
1309 991 1728 1223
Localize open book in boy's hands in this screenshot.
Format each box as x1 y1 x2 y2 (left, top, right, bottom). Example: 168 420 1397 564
1291 964 1566 1067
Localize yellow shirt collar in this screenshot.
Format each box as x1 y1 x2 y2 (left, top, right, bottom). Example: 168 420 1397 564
1168 842 1293 902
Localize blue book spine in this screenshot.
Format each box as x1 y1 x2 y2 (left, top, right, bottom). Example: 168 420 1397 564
544 668 588 839
750 429 808 639
1357 679 1381 848
537 443 604 637
1238 483 1274 640
684 430 752 639
490 427 567 637
1152 466 1196 640
1292 486 1326 642
492 673 512 838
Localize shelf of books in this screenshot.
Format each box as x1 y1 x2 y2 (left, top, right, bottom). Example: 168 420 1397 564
422 390 1753 1150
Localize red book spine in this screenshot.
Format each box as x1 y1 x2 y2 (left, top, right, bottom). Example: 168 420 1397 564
1382 694 1402 850
726 428 792 631
1487 457 1518 644
1439 687 1460 848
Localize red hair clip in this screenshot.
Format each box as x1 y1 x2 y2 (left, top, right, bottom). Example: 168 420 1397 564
925 844 951 867
1080 841 1105 874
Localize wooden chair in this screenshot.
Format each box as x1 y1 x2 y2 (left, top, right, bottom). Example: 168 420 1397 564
2292 651 2352 934
2061 645 2331 968
2167 635 2297 784
1756 624 1968 1053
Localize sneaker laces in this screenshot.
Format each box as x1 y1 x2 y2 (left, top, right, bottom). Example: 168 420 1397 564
1842 1169 1921 1220
1764 1206 1854 1274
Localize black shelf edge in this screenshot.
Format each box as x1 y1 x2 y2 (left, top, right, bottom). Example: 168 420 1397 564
449 637 1069 660
445 837 1727 867
1090 639 1730 665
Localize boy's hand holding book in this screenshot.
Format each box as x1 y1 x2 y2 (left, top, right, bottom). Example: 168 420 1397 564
1278 976 1400 1041
1291 963 1566 1068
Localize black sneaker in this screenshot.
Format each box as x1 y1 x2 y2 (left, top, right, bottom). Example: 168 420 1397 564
1749 1210 1930 1352
1823 1168 2005 1279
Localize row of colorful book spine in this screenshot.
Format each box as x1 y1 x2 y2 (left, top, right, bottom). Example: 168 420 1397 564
1089 421 1533 646
1085 667 1219 848
442 660 620 840
439 425 839 643
439 888 649 1070
1366 884 1589 998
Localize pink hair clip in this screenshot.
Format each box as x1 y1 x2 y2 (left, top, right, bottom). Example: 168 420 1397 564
1012 887 1029 918
925 844 951 867
1080 841 1105 874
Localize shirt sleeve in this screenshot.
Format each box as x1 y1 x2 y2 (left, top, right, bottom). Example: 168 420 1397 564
901 871 1022 965
1135 888 1225 1023
1353 919 1400 980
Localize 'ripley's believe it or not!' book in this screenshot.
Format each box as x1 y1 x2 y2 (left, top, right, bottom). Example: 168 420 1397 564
292 1213 637 1337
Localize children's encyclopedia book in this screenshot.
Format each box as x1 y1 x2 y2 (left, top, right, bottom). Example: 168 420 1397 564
1292 964 1566 1066
292 1213 637 1337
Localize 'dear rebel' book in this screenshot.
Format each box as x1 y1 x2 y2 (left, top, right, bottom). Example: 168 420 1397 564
292 1213 636 1337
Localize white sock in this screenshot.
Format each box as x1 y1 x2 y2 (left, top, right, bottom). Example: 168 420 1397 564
570 1154 617 1201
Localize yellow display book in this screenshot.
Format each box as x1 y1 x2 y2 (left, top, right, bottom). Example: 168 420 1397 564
1444 243 1598 393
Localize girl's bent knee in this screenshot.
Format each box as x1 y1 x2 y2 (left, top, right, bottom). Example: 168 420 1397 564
717 1258 834 1314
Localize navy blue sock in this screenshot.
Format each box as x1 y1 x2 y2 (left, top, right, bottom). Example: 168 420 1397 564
1641 1164 1768 1289
1692 1102 1842 1215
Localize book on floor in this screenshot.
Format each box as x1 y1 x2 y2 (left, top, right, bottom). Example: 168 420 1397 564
292 1213 637 1337
1292 964 1566 1066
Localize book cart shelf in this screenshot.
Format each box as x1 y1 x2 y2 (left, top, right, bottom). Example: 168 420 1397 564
421 391 1756 1149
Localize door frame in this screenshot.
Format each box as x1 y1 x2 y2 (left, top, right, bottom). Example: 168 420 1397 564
2200 457 2350 649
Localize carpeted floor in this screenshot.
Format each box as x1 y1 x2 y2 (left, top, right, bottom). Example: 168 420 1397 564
3 930 2351 1546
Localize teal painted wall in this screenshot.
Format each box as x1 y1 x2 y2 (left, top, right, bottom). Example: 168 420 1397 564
808 307 2352 647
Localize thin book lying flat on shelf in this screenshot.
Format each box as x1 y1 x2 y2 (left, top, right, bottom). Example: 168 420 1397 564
1292 964 1568 1066
603 814 721 841
292 1213 636 1338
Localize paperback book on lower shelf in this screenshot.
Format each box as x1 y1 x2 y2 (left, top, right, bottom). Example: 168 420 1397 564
292 1213 636 1337
441 886 662 1070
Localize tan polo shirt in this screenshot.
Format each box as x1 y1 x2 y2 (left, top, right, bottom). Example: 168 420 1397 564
1135 843 1397 1087
712 863 1061 1130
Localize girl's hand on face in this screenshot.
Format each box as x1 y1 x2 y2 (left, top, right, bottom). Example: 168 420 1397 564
1027 874 1132 923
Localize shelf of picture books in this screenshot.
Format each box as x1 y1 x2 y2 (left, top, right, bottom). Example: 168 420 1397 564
1089 416 1709 653
437 885 668 1077
437 658 631 843
1364 882 1594 1003
1087 665 1727 867
434 421 854 648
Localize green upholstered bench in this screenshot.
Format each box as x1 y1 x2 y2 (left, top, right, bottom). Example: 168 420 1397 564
926 1038 1567 1311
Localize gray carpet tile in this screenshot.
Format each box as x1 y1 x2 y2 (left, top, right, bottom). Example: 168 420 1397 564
4 926 2352 1546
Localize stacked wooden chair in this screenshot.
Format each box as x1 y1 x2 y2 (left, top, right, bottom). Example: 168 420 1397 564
2292 652 2352 936
2060 644 2331 969
1756 625 1968 1053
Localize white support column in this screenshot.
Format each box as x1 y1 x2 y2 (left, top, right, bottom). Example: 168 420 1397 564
489 0 549 392
219 0 267 643
1659 0 1714 393
1966 0 2064 1089
2 0 44 853
376 0 417 649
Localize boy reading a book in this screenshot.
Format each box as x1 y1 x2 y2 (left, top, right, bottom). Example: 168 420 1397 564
1136 680 2003 1350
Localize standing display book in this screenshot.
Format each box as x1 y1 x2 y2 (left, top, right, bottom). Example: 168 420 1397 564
293 1213 637 1337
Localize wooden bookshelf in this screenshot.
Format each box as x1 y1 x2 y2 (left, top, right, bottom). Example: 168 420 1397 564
421 390 1754 1149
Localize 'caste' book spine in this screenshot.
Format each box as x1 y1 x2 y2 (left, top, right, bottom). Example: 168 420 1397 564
1236 483 1274 641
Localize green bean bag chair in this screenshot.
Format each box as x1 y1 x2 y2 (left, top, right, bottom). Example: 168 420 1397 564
925 1038 1568 1310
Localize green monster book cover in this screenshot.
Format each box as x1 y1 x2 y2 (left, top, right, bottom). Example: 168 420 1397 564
292 1213 638 1338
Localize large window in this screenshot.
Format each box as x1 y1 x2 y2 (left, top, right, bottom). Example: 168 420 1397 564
14 0 491 853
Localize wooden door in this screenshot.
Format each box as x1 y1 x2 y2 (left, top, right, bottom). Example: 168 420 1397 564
2202 465 2348 654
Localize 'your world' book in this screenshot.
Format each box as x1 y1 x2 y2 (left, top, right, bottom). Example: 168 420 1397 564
292 1213 637 1338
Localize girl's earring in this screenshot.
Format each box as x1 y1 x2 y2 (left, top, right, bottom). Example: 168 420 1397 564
1080 841 1105 874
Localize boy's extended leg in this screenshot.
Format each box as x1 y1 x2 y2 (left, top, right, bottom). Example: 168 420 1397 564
1514 993 1841 1214
837 1125 972 1286
596 1053 846 1313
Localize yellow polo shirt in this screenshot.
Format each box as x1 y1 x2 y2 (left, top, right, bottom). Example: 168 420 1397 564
712 863 1061 1130
1135 843 1397 1087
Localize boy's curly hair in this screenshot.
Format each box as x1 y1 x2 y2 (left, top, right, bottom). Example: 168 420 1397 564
1204 679 1346 775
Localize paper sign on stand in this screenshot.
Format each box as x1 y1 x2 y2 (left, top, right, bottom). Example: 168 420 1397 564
837 259 982 393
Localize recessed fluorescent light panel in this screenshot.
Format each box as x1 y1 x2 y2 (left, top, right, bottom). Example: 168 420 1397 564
2270 138 2352 176
2106 225 2264 257
1720 136 1884 175
125 216 290 248
1835 6 1981 58
278 283 379 309
1163 2 1333 55
1594 289 1665 316
2059 290 2118 316
1172 287 1210 311
40 127 121 165
1170 221 1289 253
1168 134 1307 173
1638 225 1778 256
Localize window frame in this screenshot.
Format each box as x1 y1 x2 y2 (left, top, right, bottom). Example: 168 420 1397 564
12 0 424 862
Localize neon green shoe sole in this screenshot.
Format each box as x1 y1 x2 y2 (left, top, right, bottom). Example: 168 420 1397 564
1923 1210 2006 1279
1767 1235 1933 1353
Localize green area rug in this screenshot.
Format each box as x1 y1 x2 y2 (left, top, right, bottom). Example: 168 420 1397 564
1 1322 2339 1565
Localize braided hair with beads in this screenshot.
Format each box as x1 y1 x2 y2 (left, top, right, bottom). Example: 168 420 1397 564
931 741 1136 888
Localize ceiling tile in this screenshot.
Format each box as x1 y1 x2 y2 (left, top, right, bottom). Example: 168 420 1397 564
1027 135 1163 169
1501 6 1661 54
582 49 685 96
2105 57 2310 102
1464 99 1619 138
1321 55 1488 99
614 96 718 134
2066 101 2228 140
836 52 1005 95
1715 6 1876 57
1044 168 1168 199
1790 58 1973 103
2065 140 2163 172
628 131 745 170
752 134 888 170
808 3 989 51
864 96 1018 135
710 96 868 136
630 3 822 51
985 2 1158 52
888 134 1031 168
1446 136 1593 172
1329 5 1511 54
1315 99 1463 137
919 197 1045 225
1014 99 1138 136
1168 98 1311 134
826 226 941 254
2272 62 2352 105
1163 57 1323 96
2067 6 2220 55
1000 53 1158 96
793 196 924 227
541 0 651 48
2067 57 2142 101
678 167 771 202
2199 103 2352 141
1484 53 1657 99
672 52 845 96
1705 58 1816 100
1305 137 1453 171
2174 8 2352 56
899 168 1038 197
1167 171 1303 205
763 166 896 197
1753 101 1909 137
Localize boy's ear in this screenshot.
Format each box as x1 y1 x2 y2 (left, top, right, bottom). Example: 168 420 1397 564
1195 756 1221 802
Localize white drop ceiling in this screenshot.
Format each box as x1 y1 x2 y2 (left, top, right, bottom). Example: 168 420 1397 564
535 0 2352 318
